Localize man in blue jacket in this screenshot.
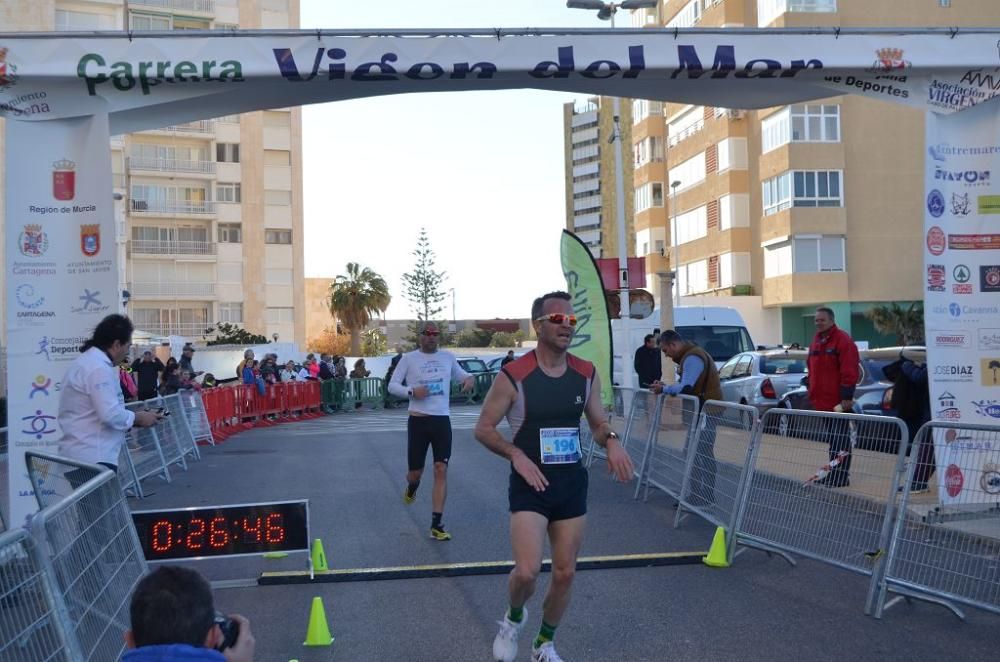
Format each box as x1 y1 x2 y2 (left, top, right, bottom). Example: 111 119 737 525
123 566 255 661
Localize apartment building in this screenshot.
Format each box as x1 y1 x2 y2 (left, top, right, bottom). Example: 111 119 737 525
563 96 636 260
622 0 1000 346
0 0 305 348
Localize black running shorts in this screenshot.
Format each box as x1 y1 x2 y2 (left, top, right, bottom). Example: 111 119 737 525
508 466 588 522
407 415 453 471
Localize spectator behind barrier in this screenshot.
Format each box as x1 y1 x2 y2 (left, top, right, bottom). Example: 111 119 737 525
123 565 254 662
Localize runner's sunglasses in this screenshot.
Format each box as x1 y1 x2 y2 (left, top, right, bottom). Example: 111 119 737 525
420 330 440 336
534 313 577 327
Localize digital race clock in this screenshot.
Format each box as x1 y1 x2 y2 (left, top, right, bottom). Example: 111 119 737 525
132 500 309 561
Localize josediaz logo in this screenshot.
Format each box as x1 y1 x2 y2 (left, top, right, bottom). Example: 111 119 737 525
53 159 76 201
0 46 17 90
926 226 946 255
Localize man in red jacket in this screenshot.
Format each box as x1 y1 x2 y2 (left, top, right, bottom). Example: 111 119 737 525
807 307 860 487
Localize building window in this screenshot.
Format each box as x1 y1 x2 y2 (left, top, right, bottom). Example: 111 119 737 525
265 269 293 285
668 151 707 192
764 235 845 276
130 12 171 31
632 99 663 124
634 136 664 167
216 143 240 163
264 190 292 206
758 0 837 27
218 224 242 243
264 149 291 166
719 252 751 288
219 302 244 324
762 170 842 216
675 205 708 245
217 183 242 203
173 17 211 30
56 10 115 31
762 105 840 153
635 182 664 212
678 260 709 295
266 307 295 324
667 0 703 28
717 138 748 172
265 230 292 244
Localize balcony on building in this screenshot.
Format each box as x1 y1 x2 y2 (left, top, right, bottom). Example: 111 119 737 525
130 199 217 218
129 0 215 16
762 272 848 307
129 281 217 299
139 120 216 138
134 320 222 337
127 156 217 178
129 239 218 258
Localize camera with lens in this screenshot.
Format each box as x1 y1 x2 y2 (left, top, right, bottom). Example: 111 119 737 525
214 612 240 651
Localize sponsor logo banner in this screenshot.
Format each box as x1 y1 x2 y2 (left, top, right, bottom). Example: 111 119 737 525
980 265 1000 292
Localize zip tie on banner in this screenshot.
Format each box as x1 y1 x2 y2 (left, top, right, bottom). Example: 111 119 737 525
316 29 322 41
494 28 503 42
673 27 679 40
833 27 841 39
949 27 959 39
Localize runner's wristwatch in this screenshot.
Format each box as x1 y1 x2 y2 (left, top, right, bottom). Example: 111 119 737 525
606 430 620 444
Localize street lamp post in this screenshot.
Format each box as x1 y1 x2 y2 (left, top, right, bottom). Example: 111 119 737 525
567 0 656 390
670 180 682 309
448 288 457 333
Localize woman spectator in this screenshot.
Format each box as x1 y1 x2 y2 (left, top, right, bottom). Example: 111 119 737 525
119 360 138 403
307 353 321 379
159 364 181 396
237 349 254 379
349 358 371 410
296 358 312 381
178 369 202 392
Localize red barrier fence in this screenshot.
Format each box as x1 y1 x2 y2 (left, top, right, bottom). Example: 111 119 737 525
200 380 324 440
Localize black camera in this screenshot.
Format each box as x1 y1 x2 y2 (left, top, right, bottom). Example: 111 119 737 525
214 612 240 651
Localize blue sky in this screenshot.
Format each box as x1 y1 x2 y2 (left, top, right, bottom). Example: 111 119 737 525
300 1 604 321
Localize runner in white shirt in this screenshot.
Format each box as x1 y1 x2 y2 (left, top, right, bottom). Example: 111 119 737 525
388 321 475 541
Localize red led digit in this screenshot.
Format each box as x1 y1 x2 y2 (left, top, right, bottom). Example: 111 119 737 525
186 518 206 549
151 520 173 553
209 517 230 548
242 516 262 543
265 513 285 543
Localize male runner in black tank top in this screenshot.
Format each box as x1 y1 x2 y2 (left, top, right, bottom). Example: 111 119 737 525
475 291 634 662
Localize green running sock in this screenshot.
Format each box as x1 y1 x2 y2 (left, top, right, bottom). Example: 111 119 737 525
507 605 524 623
533 621 557 649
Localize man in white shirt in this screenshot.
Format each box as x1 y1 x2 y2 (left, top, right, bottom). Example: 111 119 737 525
388 321 474 541
58 314 162 486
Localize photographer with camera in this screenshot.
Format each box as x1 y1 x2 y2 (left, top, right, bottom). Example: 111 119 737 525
123 566 255 662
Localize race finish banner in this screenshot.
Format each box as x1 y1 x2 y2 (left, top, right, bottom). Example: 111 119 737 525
4 27 1000 523
561 230 613 409
924 100 1000 506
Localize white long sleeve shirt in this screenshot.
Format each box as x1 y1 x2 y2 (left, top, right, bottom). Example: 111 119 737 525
387 349 471 416
58 346 135 467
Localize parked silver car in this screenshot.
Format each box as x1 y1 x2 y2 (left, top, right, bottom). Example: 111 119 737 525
718 349 809 414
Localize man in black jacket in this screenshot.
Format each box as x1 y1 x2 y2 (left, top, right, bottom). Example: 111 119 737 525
633 334 661 388
131 350 164 401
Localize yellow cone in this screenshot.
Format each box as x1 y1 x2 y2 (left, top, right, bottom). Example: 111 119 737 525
303 597 334 647
311 538 328 572
702 526 730 568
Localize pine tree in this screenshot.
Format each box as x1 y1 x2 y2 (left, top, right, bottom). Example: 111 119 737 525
401 228 448 321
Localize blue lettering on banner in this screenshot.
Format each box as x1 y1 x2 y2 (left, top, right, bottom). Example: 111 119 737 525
934 166 990 186
973 400 1000 420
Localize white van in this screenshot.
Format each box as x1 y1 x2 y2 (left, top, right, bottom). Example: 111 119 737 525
611 305 755 386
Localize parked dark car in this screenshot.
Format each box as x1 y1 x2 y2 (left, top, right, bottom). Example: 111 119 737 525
457 357 490 374
486 352 526 373
771 350 901 451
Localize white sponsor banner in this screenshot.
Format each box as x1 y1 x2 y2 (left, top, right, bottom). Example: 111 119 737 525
2 31 1000 131
4 113 116 526
925 99 1000 506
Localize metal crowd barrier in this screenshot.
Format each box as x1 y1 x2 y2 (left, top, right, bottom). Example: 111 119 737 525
640 394 701 505
586 386 632 467
176 389 216 447
735 409 909 590
159 394 201 461
0 527 81 661
25 452 148 662
675 401 761 564
871 421 1000 620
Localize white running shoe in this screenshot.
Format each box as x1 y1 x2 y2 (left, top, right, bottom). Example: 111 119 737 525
492 608 527 662
532 641 565 662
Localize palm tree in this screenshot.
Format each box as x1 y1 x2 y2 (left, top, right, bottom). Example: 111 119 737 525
864 302 924 345
328 262 391 356
989 360 1000 385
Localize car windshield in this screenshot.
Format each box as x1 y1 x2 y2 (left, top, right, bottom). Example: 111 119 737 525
677 325 754 362
461 360 488 373
760 357 807 375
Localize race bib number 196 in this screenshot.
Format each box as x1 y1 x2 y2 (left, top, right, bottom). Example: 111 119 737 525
539 427 581 465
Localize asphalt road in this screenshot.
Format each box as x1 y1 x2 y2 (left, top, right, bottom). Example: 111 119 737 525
128 408 1000 662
